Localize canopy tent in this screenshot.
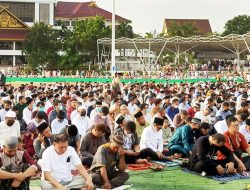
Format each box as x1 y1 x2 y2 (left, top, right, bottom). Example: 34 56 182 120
97 32 250 65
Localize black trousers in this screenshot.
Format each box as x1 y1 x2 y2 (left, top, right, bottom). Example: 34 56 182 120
189 158 238 175
125 148 172 164
91 171 129 188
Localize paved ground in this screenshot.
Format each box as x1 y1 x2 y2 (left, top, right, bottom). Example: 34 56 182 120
30 167 250 190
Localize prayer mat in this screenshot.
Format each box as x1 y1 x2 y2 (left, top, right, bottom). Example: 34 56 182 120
127 163 152 171
96 185 134 190
152 160 180 167
183 168 250 183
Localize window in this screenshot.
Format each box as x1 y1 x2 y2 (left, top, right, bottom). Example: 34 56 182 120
0 56 13 66
0 42 13 50
0 2 35 22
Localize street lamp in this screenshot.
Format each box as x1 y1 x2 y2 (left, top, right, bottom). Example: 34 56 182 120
111 0 116 74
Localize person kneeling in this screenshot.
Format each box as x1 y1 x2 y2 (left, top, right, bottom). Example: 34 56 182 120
40 134 94 190
188 134 238 176
90 135 129 189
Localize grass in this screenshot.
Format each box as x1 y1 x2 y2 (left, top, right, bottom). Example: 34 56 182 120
30 167 250 190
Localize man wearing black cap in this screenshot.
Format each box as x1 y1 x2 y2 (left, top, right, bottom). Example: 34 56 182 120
114 115 126 135
168 118 201 157
0 136 38 190
134 111 149 138
33 122 53 159
140 117 173 161
90 135 129 189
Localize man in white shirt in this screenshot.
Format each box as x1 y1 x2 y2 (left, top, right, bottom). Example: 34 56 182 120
240 119 250 143
194 106 213 124
40 133 94 190
90 101 102 122
0 111 20 146
51 114 68 135
0 100 11 122
128 96 138 115
23 97 34 124
72 106 90 137
140 117 173 160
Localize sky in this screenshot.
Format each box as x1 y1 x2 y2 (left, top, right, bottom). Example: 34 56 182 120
63 0 250 35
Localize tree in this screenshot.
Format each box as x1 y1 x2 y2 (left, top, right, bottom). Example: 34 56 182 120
167 21 198 37
22 22 61 68
116 22 133 38
223 15 250 36
73 16 111 64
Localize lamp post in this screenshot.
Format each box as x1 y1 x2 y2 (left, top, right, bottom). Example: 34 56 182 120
111 0 116 75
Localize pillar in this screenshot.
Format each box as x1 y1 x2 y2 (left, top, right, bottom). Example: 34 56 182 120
49 3 54 25
35 2 40 22
13 56 16 67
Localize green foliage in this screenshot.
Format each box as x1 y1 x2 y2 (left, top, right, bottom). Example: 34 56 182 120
73 16 111 63
22 22 61 68
116 22 133 38
167 21 198 37
223 15 250 36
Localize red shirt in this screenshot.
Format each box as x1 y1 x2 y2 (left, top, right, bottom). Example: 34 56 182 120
187 107 195 118
218 130 249 160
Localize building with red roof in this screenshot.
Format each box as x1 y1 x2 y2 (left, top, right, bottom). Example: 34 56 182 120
163 19 212 36
0 6 30 67
55 1 130 26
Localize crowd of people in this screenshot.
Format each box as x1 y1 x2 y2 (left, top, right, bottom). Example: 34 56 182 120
1 73 250 189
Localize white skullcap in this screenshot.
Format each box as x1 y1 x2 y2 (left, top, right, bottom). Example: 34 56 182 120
78 106 87 111
5 111 16 118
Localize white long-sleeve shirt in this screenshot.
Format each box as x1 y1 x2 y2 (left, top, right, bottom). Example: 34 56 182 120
51 119 68 134
0 121 20 146
23 107 32 124
72 115 90 136
140 126 163 152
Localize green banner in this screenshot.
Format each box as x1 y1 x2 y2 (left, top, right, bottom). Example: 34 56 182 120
6 77 244 84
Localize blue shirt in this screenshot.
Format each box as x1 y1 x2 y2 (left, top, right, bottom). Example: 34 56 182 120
166 106 179 121
168 125 195 152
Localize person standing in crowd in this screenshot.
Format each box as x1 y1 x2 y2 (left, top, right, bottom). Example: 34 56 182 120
40 134 94 190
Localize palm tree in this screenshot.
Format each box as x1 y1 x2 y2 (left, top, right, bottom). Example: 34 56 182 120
116 22 134 38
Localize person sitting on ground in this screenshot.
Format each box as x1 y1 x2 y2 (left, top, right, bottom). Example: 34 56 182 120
79 123 107 168
140 117 173 161
218 116 250 170
0 136 38 190
133 110 149 138
48 100 66 124
173 110 188 128
239 118 250 143
51 110 68 135
168 118 201 157
114 115 126 135
40 134 94 190
33 122 54 159
194 106 213 124
23 122 38 158
90 135 129 189
216 101 232 122
188 133 240 176
236 102 250 115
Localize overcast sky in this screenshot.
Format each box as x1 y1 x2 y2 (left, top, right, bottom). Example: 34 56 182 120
64 0 250 35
